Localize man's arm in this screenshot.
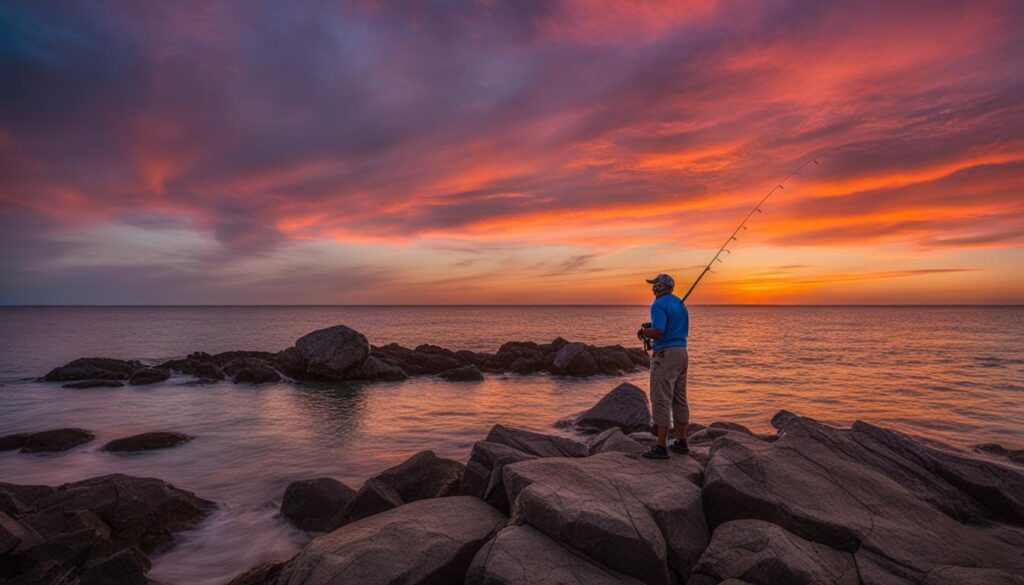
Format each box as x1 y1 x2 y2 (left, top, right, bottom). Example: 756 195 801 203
644 303 666 339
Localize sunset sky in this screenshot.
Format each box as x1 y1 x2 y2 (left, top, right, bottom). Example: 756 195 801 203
1 0 1022 305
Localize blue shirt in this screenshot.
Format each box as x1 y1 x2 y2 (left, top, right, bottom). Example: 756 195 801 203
650 293 688 350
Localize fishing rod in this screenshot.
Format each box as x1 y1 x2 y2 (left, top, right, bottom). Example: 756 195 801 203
680 157 820 302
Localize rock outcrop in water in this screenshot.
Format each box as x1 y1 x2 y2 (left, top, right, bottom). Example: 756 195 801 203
103 431 192 453
228 393 1024 585
0 474 213 584
0 428 95 453
40 323 650 386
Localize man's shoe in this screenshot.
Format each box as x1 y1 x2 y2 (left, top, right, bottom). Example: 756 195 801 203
669 439 689 454
642 445 670 460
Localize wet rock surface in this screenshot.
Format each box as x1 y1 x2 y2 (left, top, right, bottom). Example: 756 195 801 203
0 474 213 584
9 428 96 453
103 432 192 453
41 323 649 386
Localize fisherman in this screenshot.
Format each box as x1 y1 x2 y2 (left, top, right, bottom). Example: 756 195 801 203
639 273 690 459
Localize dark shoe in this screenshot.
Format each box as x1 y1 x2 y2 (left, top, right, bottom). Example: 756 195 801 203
642 445 670 460
669 439 689 454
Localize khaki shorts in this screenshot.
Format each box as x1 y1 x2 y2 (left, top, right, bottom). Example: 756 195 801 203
649 346 689 428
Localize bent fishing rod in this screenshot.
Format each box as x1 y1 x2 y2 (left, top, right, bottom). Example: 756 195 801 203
680 157 820 302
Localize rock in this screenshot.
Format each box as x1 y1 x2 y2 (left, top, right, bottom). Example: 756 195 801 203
485 424 588 458
689 519 859 585
0 433 31 452
592 345 637 375
346 450 465 522
550 342 599 377
344 355 408 381
0 474 213 585
263 497 506 585
372 343 466 376
128 368 170 386
232 363 282 384
440 365 485 381
281 478 356 533
466 524 646 585
157 358 225 380
919 566 1024 585
294 324 371 379
103 432 192 453
210 350 278 367
273 346 308 379
62 380 125 389
575 382 651 433
975 442 1024 465
460 441 537 515
701 417 1024 583
587 428 648 456
229 562 290 585
42 358 140 382
503 451 707 585
19 428 95 452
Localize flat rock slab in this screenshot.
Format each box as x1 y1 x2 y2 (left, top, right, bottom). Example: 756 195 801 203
18 428 95 453
103 432 192 452
690 519 859 585
260 497 507 585
503 451 706 585
467 524 645 585
702 424 1024 582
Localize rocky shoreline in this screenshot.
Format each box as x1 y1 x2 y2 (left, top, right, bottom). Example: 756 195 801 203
3 380 1023 584
39 324 650 387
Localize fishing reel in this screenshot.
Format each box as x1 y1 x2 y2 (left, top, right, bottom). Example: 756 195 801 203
636 322 653 352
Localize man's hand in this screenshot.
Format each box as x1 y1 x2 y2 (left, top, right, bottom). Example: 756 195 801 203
642 327 663 339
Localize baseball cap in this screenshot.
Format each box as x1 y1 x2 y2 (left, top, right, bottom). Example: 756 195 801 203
645 273 675 288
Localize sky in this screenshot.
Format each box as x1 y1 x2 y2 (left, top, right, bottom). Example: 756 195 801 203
1 0 1022 305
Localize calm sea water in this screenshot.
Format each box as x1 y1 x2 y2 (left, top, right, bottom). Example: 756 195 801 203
1 305 1022 584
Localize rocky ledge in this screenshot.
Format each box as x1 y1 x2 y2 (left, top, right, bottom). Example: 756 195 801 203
0 474 214 584
42 323 649 386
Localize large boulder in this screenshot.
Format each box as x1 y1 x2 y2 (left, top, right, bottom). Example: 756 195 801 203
485 424 588 458
702 417 1024 583
42 358 140 382
0 474 213 584
550 342 599 377
460 441 538 515
345 450 465 522
281 478 356 533
128 368 170 386
689 519 859 585
295 325 371 379
574 382 652 434
592 345 638 375
466 524 645 585
503 451 707 585
19 428 95 452
103 432 192 453
234 497 506 585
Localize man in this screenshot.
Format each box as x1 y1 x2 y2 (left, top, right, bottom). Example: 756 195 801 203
640 273 690 460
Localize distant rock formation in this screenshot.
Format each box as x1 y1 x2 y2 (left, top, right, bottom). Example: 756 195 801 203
40 323 649 386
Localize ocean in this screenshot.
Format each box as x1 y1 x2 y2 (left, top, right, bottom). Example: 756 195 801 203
1 305 1022 584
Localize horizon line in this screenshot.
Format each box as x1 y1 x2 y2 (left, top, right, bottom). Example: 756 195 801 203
2 303 1022 308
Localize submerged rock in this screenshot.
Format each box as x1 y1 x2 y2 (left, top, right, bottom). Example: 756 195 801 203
0 433 32 452
62 379 125 389
103 432 192 452
18 428 95 452
345 450 465 522
281 477 356 533
233 497 506 585
440 364 485 381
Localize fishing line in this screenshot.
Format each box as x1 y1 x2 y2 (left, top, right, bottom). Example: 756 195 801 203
680 157 821 302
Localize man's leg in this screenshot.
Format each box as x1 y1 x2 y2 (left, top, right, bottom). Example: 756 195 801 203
671 348 690 450
649 349 683 449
